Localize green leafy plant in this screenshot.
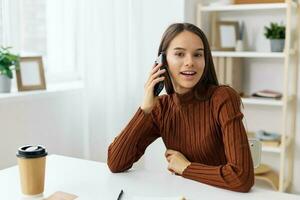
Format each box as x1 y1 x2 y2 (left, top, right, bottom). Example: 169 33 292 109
0 47 20 79
264 22 285 39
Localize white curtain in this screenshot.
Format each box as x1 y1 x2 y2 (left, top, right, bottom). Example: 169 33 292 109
0 0 21 52
46 0 81 81
81 0 146 163
80 0 188 167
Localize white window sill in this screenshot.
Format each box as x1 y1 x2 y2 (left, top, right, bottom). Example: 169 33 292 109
0 81 84 101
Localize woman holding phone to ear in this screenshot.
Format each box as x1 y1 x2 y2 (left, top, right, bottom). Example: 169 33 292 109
107 23 254 192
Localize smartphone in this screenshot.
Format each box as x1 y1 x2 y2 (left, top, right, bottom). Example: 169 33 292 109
153 53 167 96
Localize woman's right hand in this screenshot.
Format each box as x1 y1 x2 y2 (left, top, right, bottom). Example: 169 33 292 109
141 63 166 114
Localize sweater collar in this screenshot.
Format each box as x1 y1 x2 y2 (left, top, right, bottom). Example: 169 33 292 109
172 85 218 106
172 89 197 106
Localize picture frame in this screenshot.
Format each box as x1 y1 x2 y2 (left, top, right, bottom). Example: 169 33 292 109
16 56 46 91
216 21 239 51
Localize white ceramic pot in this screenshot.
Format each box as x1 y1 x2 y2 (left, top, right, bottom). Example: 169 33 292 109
270 39 285 52
0 74 12 93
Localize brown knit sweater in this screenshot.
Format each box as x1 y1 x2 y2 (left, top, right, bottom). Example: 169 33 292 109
107 85 254 192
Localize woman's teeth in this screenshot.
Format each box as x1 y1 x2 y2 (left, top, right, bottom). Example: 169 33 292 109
180 71 196 75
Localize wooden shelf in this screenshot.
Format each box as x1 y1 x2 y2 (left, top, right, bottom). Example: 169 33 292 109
200 3 287 12
241 95 294 106
242 97 283 106
212 51 285 58
262 145 281 153
261 136 292 153
198 0 299 192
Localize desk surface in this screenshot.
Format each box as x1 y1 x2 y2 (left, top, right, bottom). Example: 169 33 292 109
0 155 299 200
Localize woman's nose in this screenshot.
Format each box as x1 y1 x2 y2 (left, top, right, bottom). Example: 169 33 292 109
184 55 194 67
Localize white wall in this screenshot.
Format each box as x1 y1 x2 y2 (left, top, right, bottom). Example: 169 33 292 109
0 90 86 169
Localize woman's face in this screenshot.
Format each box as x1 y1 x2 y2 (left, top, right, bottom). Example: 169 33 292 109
166 31 205 94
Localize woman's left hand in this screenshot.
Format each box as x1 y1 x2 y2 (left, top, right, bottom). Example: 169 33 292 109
165 149 191 175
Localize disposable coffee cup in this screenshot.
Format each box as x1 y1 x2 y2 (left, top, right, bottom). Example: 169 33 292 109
16 145 47 196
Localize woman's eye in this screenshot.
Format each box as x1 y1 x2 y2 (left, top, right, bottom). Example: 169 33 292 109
195 53 203 57
175 52 184 57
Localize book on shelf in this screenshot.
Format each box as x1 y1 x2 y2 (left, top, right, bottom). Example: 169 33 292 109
252 90 282 99
261 140 281 147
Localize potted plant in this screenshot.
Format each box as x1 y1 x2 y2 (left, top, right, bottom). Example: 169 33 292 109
0 47 20 93
264 22 285 52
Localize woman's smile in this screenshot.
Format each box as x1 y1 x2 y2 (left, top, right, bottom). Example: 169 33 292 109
180 70 197 80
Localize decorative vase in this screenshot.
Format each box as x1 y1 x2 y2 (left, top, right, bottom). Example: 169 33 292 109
270 39 285 52
0 74 12 93
235 40 244 51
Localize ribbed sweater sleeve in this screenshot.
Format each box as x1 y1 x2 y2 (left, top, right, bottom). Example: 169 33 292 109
107 105 161 173
182 87 254 192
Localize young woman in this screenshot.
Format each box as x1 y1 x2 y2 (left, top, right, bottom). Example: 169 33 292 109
107 23 254 192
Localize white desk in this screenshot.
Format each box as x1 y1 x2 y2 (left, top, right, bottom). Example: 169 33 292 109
0 155 299 200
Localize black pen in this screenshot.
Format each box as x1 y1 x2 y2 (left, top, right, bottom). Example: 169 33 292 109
117 189 124 200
